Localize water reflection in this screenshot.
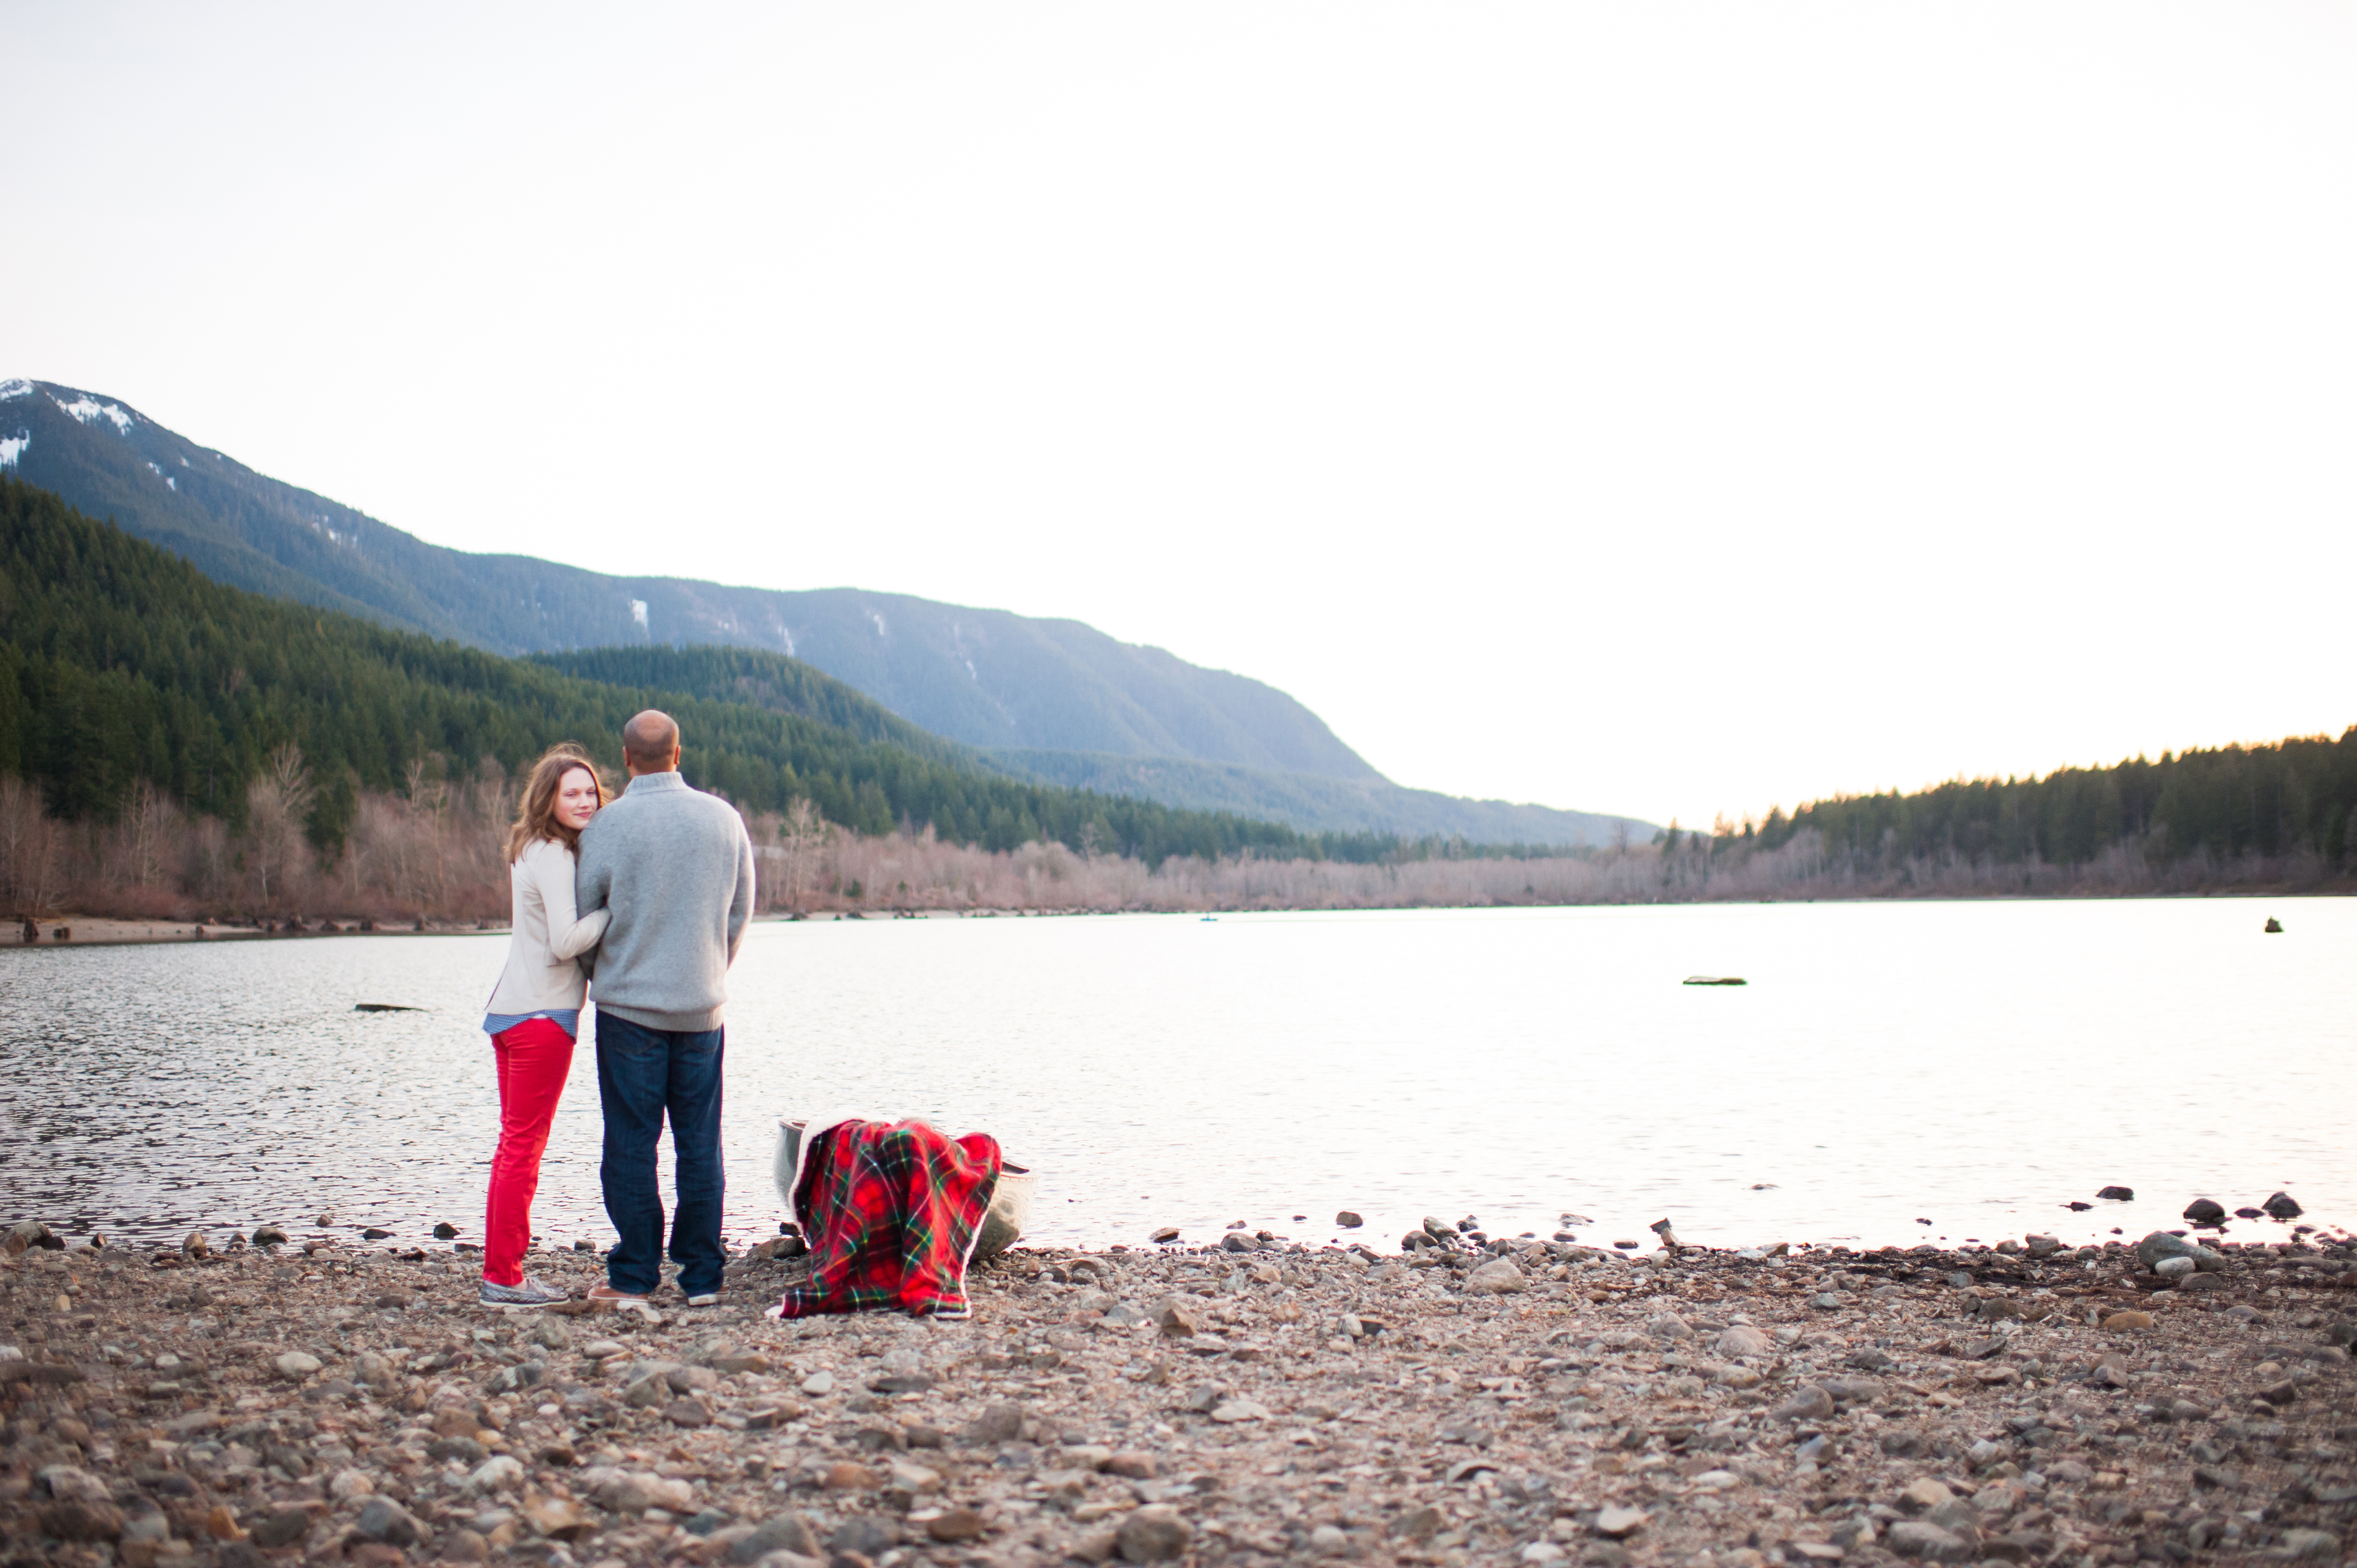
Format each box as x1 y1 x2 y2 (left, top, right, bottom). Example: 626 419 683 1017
1 899 2349 1255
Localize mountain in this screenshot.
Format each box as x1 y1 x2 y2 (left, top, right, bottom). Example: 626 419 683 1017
1 378 1653 844
988 751 1650 846
0 475 1338 866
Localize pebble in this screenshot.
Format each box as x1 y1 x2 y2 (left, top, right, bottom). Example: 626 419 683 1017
1886 1519 1970 1560
1115 1503 1192 1562
3 1213 2352 1568
1593 1506 1647 1538
1334 1210 1362 1227
1772 1384 1836 1421
1716 1323 1772 1358
1463 1257 1525 1294
271 1350 321 1379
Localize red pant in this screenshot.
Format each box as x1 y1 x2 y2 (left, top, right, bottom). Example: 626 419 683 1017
484 1018 575 1286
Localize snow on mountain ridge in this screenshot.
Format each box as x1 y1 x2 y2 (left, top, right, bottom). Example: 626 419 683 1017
51 393 135 433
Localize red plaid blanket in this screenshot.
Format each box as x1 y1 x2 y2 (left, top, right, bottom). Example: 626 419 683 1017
775 1118 1001 1318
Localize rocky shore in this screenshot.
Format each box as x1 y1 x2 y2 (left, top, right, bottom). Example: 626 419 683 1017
4 1221 2354 1568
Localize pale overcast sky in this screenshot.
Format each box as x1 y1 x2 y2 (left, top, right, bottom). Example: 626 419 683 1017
8 4 2354 827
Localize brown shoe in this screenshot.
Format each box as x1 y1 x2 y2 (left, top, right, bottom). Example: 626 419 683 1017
586 1283 650 1310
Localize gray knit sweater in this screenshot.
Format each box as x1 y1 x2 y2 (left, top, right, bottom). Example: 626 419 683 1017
575 771 756 1032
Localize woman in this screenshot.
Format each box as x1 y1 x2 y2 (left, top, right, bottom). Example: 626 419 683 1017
477 745 611 1306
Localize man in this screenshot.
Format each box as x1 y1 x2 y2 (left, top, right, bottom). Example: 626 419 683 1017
577 709 757 1307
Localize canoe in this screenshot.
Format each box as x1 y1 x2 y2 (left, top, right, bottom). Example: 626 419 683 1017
773 1117 1037 1261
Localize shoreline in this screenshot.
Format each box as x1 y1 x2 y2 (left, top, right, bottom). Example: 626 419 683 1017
6 893 2349 952
4 1223 2352 1568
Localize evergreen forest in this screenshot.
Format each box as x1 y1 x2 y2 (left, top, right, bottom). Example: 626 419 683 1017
0 478 1365 867
1 473 2349 923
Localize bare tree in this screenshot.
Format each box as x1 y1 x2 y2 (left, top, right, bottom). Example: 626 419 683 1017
246 744 316 911
0 776 63 920
778 796 827 913
405 757 451 906
121 780 181 888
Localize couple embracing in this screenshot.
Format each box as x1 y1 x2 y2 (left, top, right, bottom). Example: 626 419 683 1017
475 710 755 1309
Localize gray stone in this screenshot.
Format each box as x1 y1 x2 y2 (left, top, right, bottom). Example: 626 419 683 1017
39 1466 112 1503
272 1351 321 1379
1885 1521 1972 1561
667 1364 720 1393
1716 1325 1773 1358
964 1402 1027 1444
1153 1298 1201 1337
1116 1504 1193 1562
1593 1507 1647 1539
352 1498 421 1548
1464 1258 1526 1294
1772 1385 1836 1421
467 1454 526 1493
828 1517 899 1556
1335 1211 1363 1228
1643 1312 1692 1341
2135 1231 2199 1269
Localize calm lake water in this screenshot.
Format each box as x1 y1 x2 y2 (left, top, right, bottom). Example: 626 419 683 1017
2 899 2350 1262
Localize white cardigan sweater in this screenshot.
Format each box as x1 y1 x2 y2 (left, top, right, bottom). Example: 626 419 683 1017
483 837 610 1029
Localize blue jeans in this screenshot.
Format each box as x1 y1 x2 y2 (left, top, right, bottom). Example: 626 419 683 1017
594 1012 726 1297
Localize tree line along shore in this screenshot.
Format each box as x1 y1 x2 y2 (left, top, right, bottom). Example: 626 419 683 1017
3 476 2355 932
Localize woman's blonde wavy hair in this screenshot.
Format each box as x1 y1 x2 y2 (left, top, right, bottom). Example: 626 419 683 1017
505 745 610 864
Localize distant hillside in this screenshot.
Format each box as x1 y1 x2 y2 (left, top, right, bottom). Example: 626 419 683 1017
0 379 1372 768
532 648 1655 847
2 378 1649 844
990 750 1651 846
0 476 1343 866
